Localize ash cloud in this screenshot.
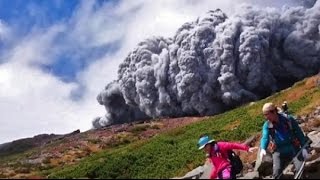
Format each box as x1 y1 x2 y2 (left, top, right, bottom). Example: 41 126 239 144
93 2 320 128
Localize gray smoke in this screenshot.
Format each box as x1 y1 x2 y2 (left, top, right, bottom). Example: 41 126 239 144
303 0 318 8
93 2 320 128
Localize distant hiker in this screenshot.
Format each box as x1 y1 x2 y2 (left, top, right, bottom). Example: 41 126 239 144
198 135 256 179
259 102 310 178
281 101 288 114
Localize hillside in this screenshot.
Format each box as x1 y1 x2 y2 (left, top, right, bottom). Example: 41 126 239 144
0 130 83 157
0 75 320 178
0 117 204 178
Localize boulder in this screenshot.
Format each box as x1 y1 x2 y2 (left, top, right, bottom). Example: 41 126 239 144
307 131 320 150
239 171 259 179
254 149 273 176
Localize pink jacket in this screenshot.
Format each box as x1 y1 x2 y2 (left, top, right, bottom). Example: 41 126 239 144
209 142 249 179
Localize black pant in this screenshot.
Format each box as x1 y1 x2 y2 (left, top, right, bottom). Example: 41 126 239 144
272 151 303 178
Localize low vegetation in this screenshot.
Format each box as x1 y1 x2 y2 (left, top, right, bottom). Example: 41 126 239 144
47 76 320 178
1 75 319 178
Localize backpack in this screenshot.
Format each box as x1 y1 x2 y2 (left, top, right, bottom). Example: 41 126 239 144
215 146 244 176
268 113 312 152
268 113 301 150
227 150 243 175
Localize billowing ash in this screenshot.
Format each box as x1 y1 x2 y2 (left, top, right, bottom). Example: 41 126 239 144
93 2 320 128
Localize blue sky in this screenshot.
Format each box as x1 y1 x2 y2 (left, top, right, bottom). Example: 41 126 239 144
0 0 307 144
0 0 78 30
0 0 122 84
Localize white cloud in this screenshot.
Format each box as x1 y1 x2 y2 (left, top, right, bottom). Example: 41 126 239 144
0 20 12 43
0 23 102 143
67 0 129 48
0 0 308 143
0 63 82 141
8 25 65 65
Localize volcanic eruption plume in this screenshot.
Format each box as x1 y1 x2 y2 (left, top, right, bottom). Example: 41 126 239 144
93 1 320 128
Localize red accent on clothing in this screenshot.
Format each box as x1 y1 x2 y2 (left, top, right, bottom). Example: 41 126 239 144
209 141 249 179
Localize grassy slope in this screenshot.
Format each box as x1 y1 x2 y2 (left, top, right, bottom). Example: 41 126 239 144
42 76 320 178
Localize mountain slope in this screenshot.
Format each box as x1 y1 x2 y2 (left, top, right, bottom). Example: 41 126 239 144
0 131 83 157
48 75 320 178
0 75 320 178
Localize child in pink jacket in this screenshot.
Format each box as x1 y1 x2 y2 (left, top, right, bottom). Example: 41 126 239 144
198 135 256 179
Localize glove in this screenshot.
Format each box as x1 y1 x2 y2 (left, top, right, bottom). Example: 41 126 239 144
302 148 310 160
260 149 266 160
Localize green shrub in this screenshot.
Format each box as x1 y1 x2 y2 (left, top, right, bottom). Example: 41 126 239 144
29 76 320 178
129 124 150 134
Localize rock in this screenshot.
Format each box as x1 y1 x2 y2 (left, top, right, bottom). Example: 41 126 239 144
310 127 320 131
299 116 307 123
183 166 203 179
172 164 210 179
307 131 320 150
244 162 254 170
200 164 212 179
238 171 259 179
304 156 320 179
254 149 273 176
262 175 274 179
299 123 306 129
283 164 294 176
243 135 257 146
305 156 320 170
314 107 320 115
239 171 259 179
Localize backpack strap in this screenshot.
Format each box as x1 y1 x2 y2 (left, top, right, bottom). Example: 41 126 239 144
282 113 293 131
214 144 223 157
267 121 277 152
209 143 221 157
267 121 276 140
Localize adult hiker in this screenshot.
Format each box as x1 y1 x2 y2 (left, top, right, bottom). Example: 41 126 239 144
259 102 310 178
198 135 257 179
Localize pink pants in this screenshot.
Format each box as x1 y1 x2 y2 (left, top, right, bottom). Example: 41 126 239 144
217 166 232 179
